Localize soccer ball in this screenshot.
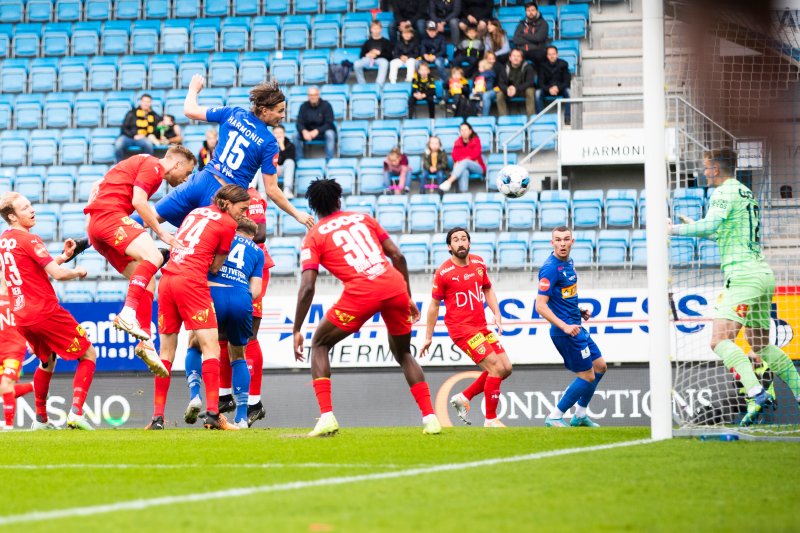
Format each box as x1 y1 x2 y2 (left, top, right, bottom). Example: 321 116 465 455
495 165 531 198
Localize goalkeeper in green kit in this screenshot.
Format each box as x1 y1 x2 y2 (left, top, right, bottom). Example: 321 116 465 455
670 148 800 426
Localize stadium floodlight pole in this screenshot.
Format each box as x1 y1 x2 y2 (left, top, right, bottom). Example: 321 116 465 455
643 0 672 441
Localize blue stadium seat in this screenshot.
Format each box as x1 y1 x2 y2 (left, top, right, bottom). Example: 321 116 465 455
559 5 590 40
382 83 411 119
178 53 207 88
294 159 326 196
354 0 380 11
43 22 71 57
0 57 26 93
496 123 526 152
131 20 160 55
408 195 439 233
174 0 199 18
433 124 460 152
26 0 52 22
89 56 117 91
114 0 140 19
268 237 301 275
282 15 311 49
102 21 130 55
572 189 604 228
331 47 360 66
209 53 238 88
638 188 647 227
30 58 58 92
70 22 99 56
350 84 380 120
597 229 630 267
271 54 299 85
342 194 376 216
161 19 190 54
165 88 189 123
537 5 557 39
485 152 516 192
15 170 45 202
238 52 268 87
354 157 383 194
376 196 408 232
342 12 371 47
441 193 472 232
0 130 28 166
90 128 119 164
85 0 110 20
670 236 696 266
295 0 319 14
528 114 559 151
59 56 88 91
15 94 43 129
0 171 11 195
319 84 347 120
398 234 430 272
150 54 178 90
339 120 369 158
324 158 356 194
400 120 431 156
470 232 497 265
233 0 259 16
76 249 107 278
369 120 400 157
312 14 340 48
539 189 570 229
144 0 170 19
96 280 128 301
44 166 75 202
76 163 105 200
300 54 329 86
698 241 720 266
672 187 704 223
285 84 307 119
571 230 596 264
60 129 90 165
0 0 23 23
497 232 529 269
279 199 310 236
74 92 103 127
0 23 12 57
61 281 96 303
105 92 135 127
430 232 450 266
605 188 637 228
192 19 220 53
197 87 226 108
204 0 228 17
221 17 249 52
473 192 505 231
506 194 537 230
119 56 148 91
29 129 59 166
264 0 289 15
630 229 647 266
252 16 279 51
0 93 11 129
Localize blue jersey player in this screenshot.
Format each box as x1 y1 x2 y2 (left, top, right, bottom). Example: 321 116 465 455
535 226 607 428
151 74 313 231
183 218 264 429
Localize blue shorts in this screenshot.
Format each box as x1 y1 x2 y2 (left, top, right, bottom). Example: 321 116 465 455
153 169 224 228
210 286 253 346
550 328 602 373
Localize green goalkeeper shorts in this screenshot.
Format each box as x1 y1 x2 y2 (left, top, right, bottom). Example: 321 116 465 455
713 270 775 329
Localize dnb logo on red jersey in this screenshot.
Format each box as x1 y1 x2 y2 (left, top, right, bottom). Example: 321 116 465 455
735 304 750 318
538 278 551 292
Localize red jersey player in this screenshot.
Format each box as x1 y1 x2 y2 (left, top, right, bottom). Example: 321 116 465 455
150 184 250 430
84 147 196 376
420 228 512 427
0 192 97 430
0 276 34 431
293 178 441 437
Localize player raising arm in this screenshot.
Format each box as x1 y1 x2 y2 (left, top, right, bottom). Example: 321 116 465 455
670 148 800 425
420 228 512 427
293 178 441 437
535 226 607 428
0 193 98 430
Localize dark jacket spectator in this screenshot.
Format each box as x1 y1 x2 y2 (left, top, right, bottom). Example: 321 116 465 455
393 33 420 59
461 0 492 23
277 137 296 165
121 107 160 139
429 0 462 44
498 61 536 93
359 36 393 61
538 57 571 93
386 0 428 40
496 50 537 116
512 7 549 65
409 64 437 119
296 99 335 136
420 27 447 58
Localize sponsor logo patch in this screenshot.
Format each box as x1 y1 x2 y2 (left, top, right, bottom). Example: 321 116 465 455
121 216 143 230
466 332 486 350
191 309 210 324
538 278 551 292
333 309 355 325
66 337 81 353
114 227 127 247
561 284 578 298
735 304 749 318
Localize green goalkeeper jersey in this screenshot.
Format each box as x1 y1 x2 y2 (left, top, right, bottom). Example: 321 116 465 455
674 178 771 277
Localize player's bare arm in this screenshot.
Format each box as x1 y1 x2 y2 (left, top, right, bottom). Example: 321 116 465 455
419 298 441 358
536 294 580 336
292 269 318 362
132 186 176 246
381 237 420 323
483 286 503 334
44 260 87 281
248 276 262 300
209 253 227 275
183 74 209 121
58 238 77 264
262 171 314 230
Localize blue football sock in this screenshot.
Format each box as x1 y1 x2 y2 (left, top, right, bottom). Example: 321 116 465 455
185 346 203 401
557 377 593 414
577 372 604 408
231 359 250 423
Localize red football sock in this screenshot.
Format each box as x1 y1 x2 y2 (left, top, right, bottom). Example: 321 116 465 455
71 359 96 415
33 368 52 422
124 260 159 311
312 378 332 414
410 382 434 417
153 359 172 418
462 371 488 400
202 358 220 415
484 376 503 420
219 341 231 389
246 339 263 396
14 382 33 397
135 289 154 338
3 391 14 426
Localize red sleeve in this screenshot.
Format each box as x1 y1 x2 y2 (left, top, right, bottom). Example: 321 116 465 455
215 219 235 255
482 267 492 289
29 236 54 268
431 270 445 300
133 157 163 198
367 215 389 242
300 232 320 271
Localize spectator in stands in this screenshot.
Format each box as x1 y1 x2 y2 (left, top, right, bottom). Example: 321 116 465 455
293 86 336 162
273 125 297 199
419 20 448 80
440 122 485 193
354 21 394 86
421 135 449 193
536 45 572 125
387 0 428 44
454 24 484 77
512 1 549 69
485 19 511 64
496 48 537 116
197 128 217 171
447 66 472 118
148 114 182 147
389 26 420 83
472 59 498 117
409 62 437 119
429 0 462 45
459 0 492 37
115 93 160 162
383 147 411 195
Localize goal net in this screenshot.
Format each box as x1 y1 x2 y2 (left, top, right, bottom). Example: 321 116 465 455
664 0 800 439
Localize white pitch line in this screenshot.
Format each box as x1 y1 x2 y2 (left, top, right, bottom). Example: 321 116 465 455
0 463 409 470
0 438 653 526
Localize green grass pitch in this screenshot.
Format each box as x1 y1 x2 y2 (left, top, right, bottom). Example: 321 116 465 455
1 427 798 532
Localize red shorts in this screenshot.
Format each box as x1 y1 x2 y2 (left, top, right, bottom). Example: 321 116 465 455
452 328 505 364
17 307 92 363
1 327 27 381
327 290 412 336
158 274 218 334
87 211 149 273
